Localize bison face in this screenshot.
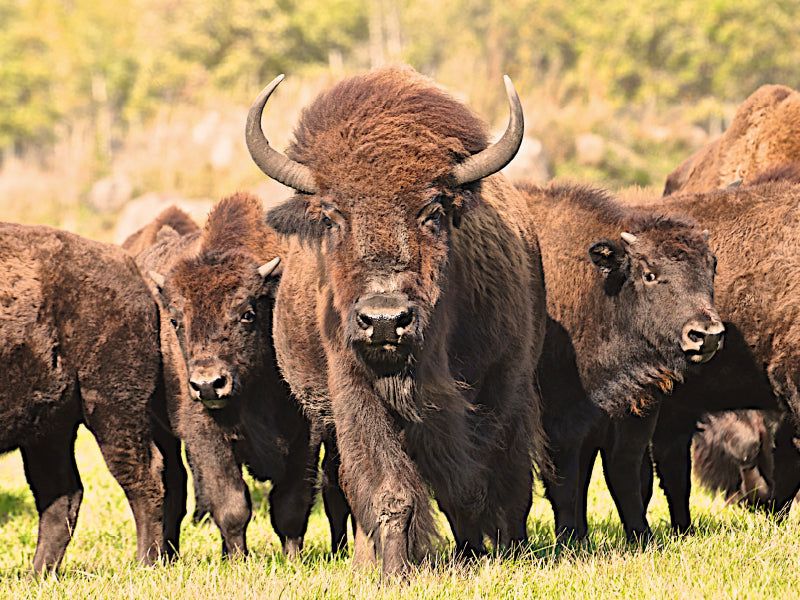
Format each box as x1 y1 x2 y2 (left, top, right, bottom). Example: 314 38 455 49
270 187 458 419
151 254 280 410
589 227 724 368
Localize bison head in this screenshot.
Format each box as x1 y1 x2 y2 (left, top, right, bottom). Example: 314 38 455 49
246 69 523 419
588 220 724 369
150 254 281 410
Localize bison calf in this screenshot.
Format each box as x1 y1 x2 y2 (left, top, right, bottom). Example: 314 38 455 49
0 223 185 574
133 193 348 558
518 181 723 542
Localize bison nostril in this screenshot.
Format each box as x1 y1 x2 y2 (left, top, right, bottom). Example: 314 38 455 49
189 381 200 392
357 313 373 330
688 330 704 344
212 376 228 390
396 309 413 331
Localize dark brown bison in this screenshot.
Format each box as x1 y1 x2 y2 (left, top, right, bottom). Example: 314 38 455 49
692 410 777 506
0 223 185 574
134 193 349 557
517 181 724 541
663 84 800 195
631 181 800 531
246 67 546 577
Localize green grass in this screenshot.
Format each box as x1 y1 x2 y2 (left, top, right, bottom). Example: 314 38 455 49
1 427 798 599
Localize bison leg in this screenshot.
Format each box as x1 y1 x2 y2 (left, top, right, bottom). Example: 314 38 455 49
321 439 351 553
153 424 187 558
268 424 319 559
762 418 800 516
332 385 434 579
651 427 694 534
87 423 167 564
352 519 376 568
21 424 83 575
543 443 587 542
602 409 660 543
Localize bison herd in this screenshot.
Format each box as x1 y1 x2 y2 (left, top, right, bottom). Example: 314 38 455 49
4 66 800 579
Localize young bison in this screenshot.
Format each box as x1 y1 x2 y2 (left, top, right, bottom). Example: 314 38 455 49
517 181 723 542
136 193 348 557
0 223 185 574
247 67 547 577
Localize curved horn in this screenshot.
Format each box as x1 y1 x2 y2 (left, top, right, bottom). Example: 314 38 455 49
246 74 318 194
450 75 525 186
257 256 281 278
620 232 638 245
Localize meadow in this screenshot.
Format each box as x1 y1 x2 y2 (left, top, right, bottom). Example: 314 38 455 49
0 427 798 599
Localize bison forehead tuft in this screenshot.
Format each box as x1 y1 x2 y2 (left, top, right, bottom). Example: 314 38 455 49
171 252 262 312
630 216 710 262
287 67 490 192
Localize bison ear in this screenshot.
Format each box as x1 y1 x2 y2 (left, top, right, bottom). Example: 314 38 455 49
588 238 627 276
266 195 324 241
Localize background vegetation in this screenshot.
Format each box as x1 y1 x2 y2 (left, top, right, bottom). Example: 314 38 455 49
2 0 800 239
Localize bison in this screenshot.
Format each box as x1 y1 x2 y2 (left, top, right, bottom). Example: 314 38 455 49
516 181 724 542
692 410 777 506
663 84 800 195
133 193 349 558
0 223 185 574
246 67 547 576
632 180 800 531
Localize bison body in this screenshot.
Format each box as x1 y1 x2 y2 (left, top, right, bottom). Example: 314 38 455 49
135 194 348 557
664 84 800 195
248 67 546 576
518 181 723 541
0 223 185 573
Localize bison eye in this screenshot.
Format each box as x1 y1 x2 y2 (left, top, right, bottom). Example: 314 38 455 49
241 309 256 323
643 271 657 283
322 215 334 230
170 318 180 329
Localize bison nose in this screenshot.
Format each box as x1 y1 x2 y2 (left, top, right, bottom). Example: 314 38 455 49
354 293 415 343
188 364 233 407
681 316 725 363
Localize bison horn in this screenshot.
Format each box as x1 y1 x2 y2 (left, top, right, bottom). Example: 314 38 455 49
620 232 638 245
148 270 166 290
449 75 525 186
246 74 318 194
257 256 281 278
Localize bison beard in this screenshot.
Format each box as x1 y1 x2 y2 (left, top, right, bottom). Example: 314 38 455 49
373 373 419 423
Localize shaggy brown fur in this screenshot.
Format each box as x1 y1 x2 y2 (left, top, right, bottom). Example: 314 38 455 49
632 181 800 531
0 223 185 574
693 410 776 506
518 180 722 541
265 67 546 577
134 193 349 557
664 84 800 195
121 205 201 257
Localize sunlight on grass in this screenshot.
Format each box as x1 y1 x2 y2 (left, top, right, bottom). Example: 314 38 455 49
1 427 799 598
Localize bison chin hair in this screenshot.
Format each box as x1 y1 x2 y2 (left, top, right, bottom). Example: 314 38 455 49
373 372 421 423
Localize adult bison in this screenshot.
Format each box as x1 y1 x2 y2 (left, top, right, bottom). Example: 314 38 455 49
516 181 724 541
635 181 800 531
663 84 800 195
134 193 349 558
0 223 185 574
121 204 201 257
246 67 546 576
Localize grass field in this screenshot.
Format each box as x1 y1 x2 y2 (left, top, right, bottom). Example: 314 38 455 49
0 426 798 599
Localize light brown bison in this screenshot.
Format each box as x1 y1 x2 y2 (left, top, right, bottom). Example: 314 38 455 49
134 193 349 558
517 181 724 541
0 223 185 574
663 84 800 195
121 205 201 257
247 67 546 577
